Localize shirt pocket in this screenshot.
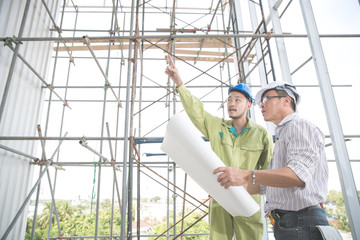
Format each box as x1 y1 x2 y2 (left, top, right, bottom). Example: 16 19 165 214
220 133 233 146
233 145 264 169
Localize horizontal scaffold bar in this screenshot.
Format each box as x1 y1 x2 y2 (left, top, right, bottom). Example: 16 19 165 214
1 135 359 141
2 33 360 43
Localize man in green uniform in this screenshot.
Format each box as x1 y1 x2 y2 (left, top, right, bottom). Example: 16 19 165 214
165 55 273 239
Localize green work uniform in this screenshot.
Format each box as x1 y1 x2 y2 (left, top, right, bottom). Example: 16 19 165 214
176 84 273 240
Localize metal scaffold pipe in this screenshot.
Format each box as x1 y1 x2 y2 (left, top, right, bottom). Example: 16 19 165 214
0 163 50 240
0 144 38 161
120 0 137 238
0 136 163 141
79 138 109 162
2 33 360 43
300 0 360 238
82 36 123 108
4 43 70 109
36 125 63 238
41 0 73 59
0 135 359 141
105 121 122 240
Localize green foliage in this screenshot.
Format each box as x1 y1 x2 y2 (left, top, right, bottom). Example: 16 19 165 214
148 211 209 240
26 191 359 239
325 190 360 232
25 199 209 239
150 196 161 202
326 190 344 205
101 198 112 209
25 200 123 239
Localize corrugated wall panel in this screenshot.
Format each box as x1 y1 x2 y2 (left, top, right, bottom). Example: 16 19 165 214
0 0 60 239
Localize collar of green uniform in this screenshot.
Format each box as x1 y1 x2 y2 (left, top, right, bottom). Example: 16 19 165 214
223 117 254 129
230 126 246 137
223 117 254 137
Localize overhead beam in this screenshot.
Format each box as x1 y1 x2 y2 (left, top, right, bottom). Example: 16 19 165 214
54 37 233 44
54 38 234 52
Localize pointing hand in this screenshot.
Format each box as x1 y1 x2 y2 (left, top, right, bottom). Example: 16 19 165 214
165 54 183 87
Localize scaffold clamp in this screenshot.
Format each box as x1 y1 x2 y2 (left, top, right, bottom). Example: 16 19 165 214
83 36 90 45
69 57 75 65
3 36 23 46
54 26 62 34
63 100 71 110
266 32 272 40
131 34 139 43
54 165 65 171
79 137 87 147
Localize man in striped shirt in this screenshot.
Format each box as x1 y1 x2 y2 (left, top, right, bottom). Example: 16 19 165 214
214 81 330 239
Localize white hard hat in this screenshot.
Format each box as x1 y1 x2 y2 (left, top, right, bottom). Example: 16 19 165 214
255 81 301 105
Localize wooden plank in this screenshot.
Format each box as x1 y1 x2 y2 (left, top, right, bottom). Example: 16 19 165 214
60 37 233 44
175 49 228 56
55 41 235 51
174 56 234 63
53 38 260 63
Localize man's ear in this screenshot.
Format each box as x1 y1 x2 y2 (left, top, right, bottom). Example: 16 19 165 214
284 96 292 104
247 101 252 110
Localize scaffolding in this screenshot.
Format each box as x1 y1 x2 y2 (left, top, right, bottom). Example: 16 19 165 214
0 0 359 239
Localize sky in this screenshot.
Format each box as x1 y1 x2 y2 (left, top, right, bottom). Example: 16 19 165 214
34 0 360 205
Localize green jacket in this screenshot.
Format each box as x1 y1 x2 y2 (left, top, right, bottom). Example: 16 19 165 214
176 84 273 208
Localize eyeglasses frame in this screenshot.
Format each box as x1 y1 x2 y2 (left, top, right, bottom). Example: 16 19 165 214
259 95 287 105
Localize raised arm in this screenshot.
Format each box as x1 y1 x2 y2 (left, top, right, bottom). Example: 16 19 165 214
165 54 183 87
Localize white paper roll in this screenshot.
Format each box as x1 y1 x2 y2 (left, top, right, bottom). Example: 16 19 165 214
161 112 260 217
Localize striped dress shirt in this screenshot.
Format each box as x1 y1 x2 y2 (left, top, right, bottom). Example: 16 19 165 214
262 113 328 213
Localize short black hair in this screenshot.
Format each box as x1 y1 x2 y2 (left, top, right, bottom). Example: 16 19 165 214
274 89 296 111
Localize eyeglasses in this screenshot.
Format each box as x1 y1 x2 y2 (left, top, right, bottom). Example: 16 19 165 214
260 96 287 105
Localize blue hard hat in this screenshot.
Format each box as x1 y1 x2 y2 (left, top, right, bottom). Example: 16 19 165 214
228 83 253 103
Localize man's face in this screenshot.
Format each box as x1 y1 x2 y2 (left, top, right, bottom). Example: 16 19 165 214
227 91 251 120
260 90 287 125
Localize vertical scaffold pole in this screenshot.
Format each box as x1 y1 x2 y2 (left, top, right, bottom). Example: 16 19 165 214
300 1 360 239
267 0 292 83
121 0 136 238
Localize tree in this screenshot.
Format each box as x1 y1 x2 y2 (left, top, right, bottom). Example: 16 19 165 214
325 190 360 232
36 201 54 229
151 196 161 202
101 198 112 209
25 200 123 239
149 211 209 240
58 201 74 220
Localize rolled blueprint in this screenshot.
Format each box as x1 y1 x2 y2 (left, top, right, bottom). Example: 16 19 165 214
161 112 260 217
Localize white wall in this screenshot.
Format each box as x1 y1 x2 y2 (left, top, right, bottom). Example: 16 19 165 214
0 0 59 239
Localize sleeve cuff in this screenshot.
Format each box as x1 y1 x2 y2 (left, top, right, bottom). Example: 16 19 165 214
287 162 312 188
174 84 185 94
260 185 266 195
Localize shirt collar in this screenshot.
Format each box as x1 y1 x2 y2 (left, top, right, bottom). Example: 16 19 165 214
223 117 254 136
230 126 247 137
223 117 254 129
277 112 298 126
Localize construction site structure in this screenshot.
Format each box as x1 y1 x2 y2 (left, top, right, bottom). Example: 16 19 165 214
0 0 359 239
